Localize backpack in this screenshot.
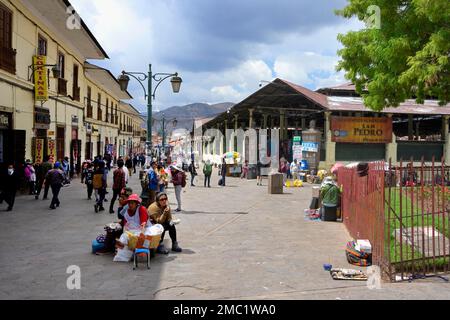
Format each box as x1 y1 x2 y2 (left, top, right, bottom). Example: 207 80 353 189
93 173 103 189
181 172 187 188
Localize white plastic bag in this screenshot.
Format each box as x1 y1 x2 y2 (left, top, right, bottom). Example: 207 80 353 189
113 247 133 262
146 224 164 236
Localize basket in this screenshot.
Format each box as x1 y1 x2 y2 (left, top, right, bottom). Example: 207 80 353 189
136 233 162 250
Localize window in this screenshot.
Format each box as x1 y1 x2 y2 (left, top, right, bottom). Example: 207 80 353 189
57 52 65 78
97 93 102 121
87 86 92 118
0 3 15 74
38 35 47 56
105 98 109 122
72 64 80 101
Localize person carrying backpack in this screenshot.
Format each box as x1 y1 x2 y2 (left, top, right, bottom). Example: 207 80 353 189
203 160 213 188
45 162 65 210
171 164 185 212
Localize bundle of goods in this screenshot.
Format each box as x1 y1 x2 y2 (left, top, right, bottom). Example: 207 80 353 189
345 240 372 266
92 223 123 254
285 180 304 188
304 209 321 221
114 224 164 262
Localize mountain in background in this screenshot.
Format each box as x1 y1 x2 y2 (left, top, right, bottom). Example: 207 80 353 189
142 102 234 133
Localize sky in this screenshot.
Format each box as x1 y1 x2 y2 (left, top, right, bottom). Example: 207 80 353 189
70 0 364 113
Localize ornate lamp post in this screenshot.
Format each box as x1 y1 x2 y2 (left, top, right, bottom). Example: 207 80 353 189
118 64 182 165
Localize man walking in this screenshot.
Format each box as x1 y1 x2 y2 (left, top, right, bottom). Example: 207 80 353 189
188 161 197 187
45 162 65 210
109 159 126 214
203 160 212 188
38 157 53 200
0 164 20 211
220 158 227 187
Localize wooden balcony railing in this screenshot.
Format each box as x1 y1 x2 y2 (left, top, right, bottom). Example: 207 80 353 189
58 78 67 96
0 46 16 74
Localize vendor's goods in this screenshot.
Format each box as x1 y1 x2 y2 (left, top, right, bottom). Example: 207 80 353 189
170 218 181 226
330 268 368 281
125 230 140 250
113 247 133 262
92 239 105 254
356 240 372 254
310 197 319 210
96 234 106 243
321 205 338 222
346 241 372 266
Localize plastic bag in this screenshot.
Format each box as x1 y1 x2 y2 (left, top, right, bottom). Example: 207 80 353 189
113 248 133 262
125 230 140 250
147 224 164 236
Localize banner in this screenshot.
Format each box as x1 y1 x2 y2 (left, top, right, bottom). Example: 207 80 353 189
302 142 319 153
48 139 56 162
35 138 44 163
331 117 392 144
33 55 48 102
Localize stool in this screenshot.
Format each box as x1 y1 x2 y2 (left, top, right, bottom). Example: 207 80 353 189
133 248 150 270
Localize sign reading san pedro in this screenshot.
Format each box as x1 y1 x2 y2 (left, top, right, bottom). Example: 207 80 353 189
331 116 392 144
33 55 49 102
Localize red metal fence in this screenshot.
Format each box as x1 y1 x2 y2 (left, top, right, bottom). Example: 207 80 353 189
338 159 450 281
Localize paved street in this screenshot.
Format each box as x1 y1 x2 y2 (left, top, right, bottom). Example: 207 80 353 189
1 168 450 300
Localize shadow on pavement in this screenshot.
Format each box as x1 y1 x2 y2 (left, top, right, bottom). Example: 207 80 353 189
181 210 249 215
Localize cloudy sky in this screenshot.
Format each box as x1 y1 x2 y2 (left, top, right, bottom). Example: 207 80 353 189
71 0 363 113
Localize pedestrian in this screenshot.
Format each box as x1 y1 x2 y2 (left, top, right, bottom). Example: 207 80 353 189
241 160 249 179
0 164 20 211
220 158 227 186
290 159 299 180
84 163 94 200
280 158 288 184
158 164 167 193
256 161 263 186
147 161 159 205
24 160 36 195
34 161 44 200
188 161 197 187
171 164 185 212
93 161 107 212
45 162 65 210
133 154 138 174
62 157 70 184
148 192 182 254
203 160 213 188
109 159 126 214
125 157 133 178
38 157 53 200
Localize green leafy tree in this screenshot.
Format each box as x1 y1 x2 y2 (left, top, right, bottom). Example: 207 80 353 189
336 0 450 111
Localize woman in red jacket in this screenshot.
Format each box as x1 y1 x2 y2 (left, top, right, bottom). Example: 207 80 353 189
121 194 148 230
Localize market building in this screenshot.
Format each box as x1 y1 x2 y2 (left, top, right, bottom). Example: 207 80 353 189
201 78 450 172
0 0 145 170
118 102 146 157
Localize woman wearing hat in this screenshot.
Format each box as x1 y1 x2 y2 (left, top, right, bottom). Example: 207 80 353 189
148 192 182 253
119 194 148 230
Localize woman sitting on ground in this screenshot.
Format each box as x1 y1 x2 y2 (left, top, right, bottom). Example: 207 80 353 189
148 192 182 254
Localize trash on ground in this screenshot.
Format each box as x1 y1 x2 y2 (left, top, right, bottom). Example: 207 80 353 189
330 268 368 281
346 240 372 266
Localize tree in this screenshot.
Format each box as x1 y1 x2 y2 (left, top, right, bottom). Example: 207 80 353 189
336 0 449 111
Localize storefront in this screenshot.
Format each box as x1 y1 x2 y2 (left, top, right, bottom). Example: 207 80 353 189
0 109 25 167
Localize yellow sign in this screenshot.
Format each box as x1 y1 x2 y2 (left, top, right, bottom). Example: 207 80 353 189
331 117 392 144
33 55 48 102
48 130 55 136
48 139 56 162
35 138 44 163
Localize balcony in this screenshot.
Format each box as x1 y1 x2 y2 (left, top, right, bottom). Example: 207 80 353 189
58 78 67 96
72 86 80 101
0 47 16 74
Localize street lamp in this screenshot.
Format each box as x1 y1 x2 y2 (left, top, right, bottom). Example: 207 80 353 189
118 64 182 165
153 114 177 160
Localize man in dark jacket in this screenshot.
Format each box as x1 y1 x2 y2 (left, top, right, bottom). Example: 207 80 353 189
45 162 65 210
0 164 20 211
109 159 126 214
220 158 227 187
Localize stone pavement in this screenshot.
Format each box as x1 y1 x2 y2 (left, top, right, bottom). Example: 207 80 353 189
0 168 450 300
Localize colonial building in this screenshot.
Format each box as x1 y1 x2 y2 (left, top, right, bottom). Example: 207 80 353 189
0 0 144 171
118 102 145 157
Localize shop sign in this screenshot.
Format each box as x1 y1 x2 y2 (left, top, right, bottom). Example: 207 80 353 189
48 139 56 162
34 107 51 130
71 115 79 125
302 142 319 153
292 136 303 162
48 131 55 137
33 55 48 102
331 116 392 144
35 138 44 163
0 112 11 130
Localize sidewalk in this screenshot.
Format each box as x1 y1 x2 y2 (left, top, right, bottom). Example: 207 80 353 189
0 170 449 299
